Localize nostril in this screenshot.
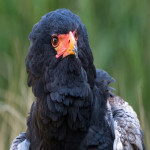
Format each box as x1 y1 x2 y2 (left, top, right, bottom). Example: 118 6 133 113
68 39 70 43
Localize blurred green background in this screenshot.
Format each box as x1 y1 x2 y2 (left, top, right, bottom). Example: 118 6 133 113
0 0 150 149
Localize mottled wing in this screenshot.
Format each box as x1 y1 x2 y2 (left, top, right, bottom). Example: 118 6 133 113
108 96 144 150
10 132 30 150
95 69 144 150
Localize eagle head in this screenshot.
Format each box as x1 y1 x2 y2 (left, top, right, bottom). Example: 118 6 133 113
26 9 96 98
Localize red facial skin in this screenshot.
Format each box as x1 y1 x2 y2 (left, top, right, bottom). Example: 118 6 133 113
51 29 78 58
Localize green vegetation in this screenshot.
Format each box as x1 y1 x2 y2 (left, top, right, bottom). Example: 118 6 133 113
0 0 150 149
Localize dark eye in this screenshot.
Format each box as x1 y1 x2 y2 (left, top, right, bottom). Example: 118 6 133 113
51 35 59 47
74 31 78 41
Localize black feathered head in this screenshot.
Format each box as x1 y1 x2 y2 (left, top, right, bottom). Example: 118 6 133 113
26 9 96 98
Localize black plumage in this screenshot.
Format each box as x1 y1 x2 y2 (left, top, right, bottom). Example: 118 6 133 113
10 9 144 150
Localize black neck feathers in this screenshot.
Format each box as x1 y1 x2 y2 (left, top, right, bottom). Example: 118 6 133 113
27 57 94 150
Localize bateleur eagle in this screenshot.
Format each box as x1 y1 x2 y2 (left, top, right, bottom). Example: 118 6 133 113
10 9 145 150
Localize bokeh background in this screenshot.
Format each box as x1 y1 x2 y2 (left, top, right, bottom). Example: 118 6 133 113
0 0 150 149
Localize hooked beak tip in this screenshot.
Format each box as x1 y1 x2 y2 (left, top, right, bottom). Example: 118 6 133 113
72 44 78 58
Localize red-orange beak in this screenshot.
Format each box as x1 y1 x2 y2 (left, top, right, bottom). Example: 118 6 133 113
51 30 78 58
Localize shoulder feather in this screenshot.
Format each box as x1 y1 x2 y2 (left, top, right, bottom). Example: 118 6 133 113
10 132 30 150
108 96 145 150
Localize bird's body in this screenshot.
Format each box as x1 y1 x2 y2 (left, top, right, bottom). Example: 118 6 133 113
10 9 144 150
25 61 114 150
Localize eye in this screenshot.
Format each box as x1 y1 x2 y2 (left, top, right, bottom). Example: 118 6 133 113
74 31 78 41
51 35 59 47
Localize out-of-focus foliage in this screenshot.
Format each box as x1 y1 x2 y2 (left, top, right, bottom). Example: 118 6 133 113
0 0 150 149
